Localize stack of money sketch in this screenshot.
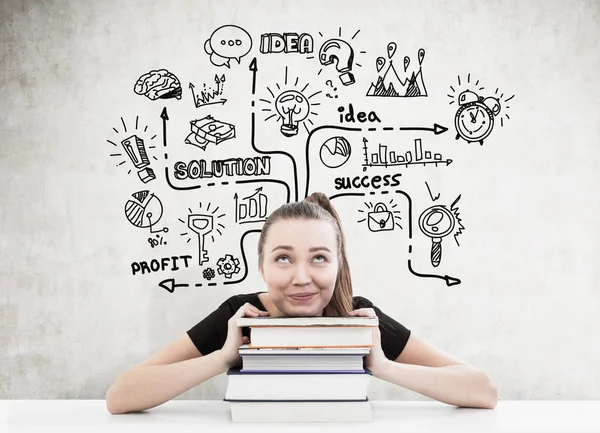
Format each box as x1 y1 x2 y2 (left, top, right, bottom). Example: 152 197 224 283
185 115 236 150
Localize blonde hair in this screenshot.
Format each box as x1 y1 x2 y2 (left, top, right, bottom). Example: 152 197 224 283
257 192 353 316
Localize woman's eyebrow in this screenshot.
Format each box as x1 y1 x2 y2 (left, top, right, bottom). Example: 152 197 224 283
270 246 332 253
309 247 331 253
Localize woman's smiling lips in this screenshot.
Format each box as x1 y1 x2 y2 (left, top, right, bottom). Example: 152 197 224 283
289 292 316 301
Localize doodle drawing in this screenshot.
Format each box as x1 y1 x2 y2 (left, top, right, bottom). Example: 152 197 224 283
120 135 155 183
260 67 321 137
217 254 241 279
367 46 427 97
319 136 351 169
362 138 452 171
185 115 236 151
124 190 169 236
448 74 514 145
319 38 355 86
234 188 268 224
204 25 253 68
357 200 402 232
189 75 227 108
134 69 182 100
418 195 464 267
179 202 225 266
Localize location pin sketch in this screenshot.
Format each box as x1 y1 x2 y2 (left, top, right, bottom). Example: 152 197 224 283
387 42 397 59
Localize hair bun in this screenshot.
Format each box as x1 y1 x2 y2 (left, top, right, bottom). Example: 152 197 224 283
304 192 331 209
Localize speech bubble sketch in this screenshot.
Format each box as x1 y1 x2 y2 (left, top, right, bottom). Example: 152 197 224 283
447 74 514 146
204 25 253 68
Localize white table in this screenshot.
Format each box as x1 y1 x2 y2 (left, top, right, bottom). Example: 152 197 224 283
2 400 600 432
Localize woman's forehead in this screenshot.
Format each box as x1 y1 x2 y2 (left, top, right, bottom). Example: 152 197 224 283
266 218 337 246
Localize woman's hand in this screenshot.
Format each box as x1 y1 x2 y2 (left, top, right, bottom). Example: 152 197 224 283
218 303 269 370
348 307 388 375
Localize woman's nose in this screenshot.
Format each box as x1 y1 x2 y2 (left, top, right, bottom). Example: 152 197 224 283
292 264 311 285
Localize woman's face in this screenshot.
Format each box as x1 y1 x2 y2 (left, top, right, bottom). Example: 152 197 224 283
260 218 339 317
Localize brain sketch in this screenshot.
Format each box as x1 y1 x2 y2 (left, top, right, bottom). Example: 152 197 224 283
134 69 182 101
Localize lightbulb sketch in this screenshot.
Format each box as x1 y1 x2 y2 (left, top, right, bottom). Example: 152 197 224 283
179 202 225 266
275 90 310 137
107 116 158 183
447 74 514 145
357 200 402 232
260 66 321 137
124 190 169 235
418 195 464 267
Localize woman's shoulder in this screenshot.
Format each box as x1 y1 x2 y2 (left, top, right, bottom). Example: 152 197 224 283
352 295 375 309
222 291 266 311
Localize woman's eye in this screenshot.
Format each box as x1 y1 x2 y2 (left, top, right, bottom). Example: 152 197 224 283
314 255 326 262
276 255 289 263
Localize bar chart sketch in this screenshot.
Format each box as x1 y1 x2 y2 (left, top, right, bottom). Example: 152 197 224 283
361 137 452 171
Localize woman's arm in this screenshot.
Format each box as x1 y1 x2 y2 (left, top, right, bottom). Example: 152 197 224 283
385 333 498 408
372 355 498 409
105 335 229 414
349 308 498 409
106 302 268 414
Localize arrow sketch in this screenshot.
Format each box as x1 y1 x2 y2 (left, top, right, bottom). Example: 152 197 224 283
190 75 227 108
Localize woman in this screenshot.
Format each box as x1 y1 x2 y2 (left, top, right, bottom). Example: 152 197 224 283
106 192 498 414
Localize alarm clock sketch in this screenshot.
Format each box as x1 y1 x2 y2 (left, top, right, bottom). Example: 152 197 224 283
454 90 501 145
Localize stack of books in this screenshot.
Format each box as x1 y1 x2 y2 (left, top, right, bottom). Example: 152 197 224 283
224 315 378 423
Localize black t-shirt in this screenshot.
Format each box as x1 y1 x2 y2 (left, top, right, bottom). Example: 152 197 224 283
186 292 411 361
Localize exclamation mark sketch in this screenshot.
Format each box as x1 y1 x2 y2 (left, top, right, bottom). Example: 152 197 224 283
108 116 157 183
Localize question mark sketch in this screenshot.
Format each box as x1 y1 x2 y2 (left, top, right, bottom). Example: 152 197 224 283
325 79 338 98
319 39 355 86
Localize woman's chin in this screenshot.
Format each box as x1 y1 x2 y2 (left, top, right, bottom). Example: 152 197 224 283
286 306 325 317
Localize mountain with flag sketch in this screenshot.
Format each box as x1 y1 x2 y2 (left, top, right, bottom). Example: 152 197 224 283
367 46 428 97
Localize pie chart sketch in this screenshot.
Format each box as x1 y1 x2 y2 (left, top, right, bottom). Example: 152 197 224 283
125 190 168 233
319 136 352 169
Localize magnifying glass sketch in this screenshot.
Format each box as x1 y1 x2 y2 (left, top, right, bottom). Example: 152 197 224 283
418 205 456 267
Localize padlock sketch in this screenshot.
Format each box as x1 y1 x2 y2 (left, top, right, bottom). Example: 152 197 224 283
361 202 402 232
